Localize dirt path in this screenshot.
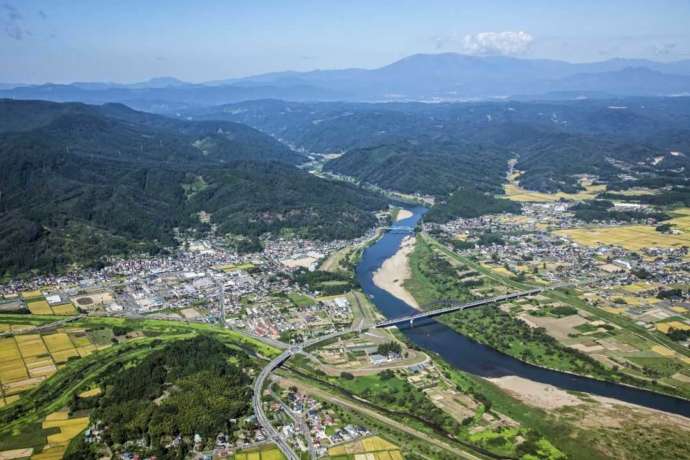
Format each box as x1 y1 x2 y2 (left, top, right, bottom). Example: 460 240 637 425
277 376 482 460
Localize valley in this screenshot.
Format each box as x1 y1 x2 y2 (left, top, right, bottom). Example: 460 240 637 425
2 80 690 460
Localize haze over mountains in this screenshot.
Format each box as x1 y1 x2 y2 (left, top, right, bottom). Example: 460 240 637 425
3 54 690 112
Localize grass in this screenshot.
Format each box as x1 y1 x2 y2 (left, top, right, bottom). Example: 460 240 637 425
214 262 256 273
287 292 315 307
628 356 683 378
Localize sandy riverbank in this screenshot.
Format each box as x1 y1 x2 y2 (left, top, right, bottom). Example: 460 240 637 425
372 235 420 309
396 209 413 221
488 375 690 423
487 375 583 410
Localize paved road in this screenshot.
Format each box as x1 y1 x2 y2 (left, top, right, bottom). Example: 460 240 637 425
251 328 356 460
277 376 483 460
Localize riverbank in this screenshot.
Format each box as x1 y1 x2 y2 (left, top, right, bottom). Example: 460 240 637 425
396 209 413 221
372 236 420 309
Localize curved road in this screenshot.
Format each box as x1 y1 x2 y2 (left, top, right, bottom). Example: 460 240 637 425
252 329 357 460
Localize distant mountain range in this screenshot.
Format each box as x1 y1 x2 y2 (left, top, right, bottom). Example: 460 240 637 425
3 54 690 111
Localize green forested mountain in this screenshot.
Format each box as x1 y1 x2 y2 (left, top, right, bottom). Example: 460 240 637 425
324 141 511 196
201 98 690 194
0 100 386 276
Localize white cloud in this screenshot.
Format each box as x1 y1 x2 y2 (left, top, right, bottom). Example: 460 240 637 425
462 31 534 56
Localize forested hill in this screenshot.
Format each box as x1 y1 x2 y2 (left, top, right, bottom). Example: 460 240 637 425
0 99 304 165
324 141 511 196
200 97 690 194
0 100 386 277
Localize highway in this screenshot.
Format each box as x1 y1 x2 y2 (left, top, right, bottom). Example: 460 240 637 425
251 328 355 460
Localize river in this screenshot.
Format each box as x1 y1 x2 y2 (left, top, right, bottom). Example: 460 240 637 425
355 205 690 418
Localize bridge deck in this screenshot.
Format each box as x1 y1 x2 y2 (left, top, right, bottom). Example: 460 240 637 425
375 288 543 328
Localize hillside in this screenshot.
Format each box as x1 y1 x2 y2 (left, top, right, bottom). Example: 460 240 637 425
0 100 386 276
324 141 511 196
207 98 690 193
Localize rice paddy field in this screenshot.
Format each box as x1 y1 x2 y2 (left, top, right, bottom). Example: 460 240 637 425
0 330 102 403
23 411 90 460
20 292 78 316
555 208 690 251
233 444 285 460
504 173 605 202
328 436 402 460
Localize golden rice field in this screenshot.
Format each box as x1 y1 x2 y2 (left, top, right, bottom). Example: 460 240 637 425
503 173 605 202
26 301 52 315
0 331 100 398
233 445 285 460
20 291 42 300
328 436 402 460
555 208 690 251
28 411 90 460
656 321 690 334
50 303 77 316
18 291 78 315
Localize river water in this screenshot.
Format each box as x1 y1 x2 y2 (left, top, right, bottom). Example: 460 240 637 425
355 205 690 418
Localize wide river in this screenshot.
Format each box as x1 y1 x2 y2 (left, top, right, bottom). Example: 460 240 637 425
355 205 690 418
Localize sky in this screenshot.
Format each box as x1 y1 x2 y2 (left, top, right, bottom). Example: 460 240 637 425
2 0 690 84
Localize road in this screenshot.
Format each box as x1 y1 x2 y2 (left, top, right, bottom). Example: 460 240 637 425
251 327 356 460
277 376 484 460
252 349 299 460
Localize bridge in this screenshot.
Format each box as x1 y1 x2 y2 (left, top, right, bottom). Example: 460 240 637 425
375 288 545 328
380 226 414 233
251 282 572 458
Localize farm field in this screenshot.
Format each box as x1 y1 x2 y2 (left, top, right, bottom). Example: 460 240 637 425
0 330 101 400
19 292 78 316
233 445 285 460
328 435 402 460
555 208 690 251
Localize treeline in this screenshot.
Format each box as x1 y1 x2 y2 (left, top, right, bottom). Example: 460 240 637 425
571 200 669 223
293 268 356 295
601 186 690 207
66 336 254 460
425 189 521 224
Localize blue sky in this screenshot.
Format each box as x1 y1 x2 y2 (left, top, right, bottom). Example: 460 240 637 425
2 0 690 84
